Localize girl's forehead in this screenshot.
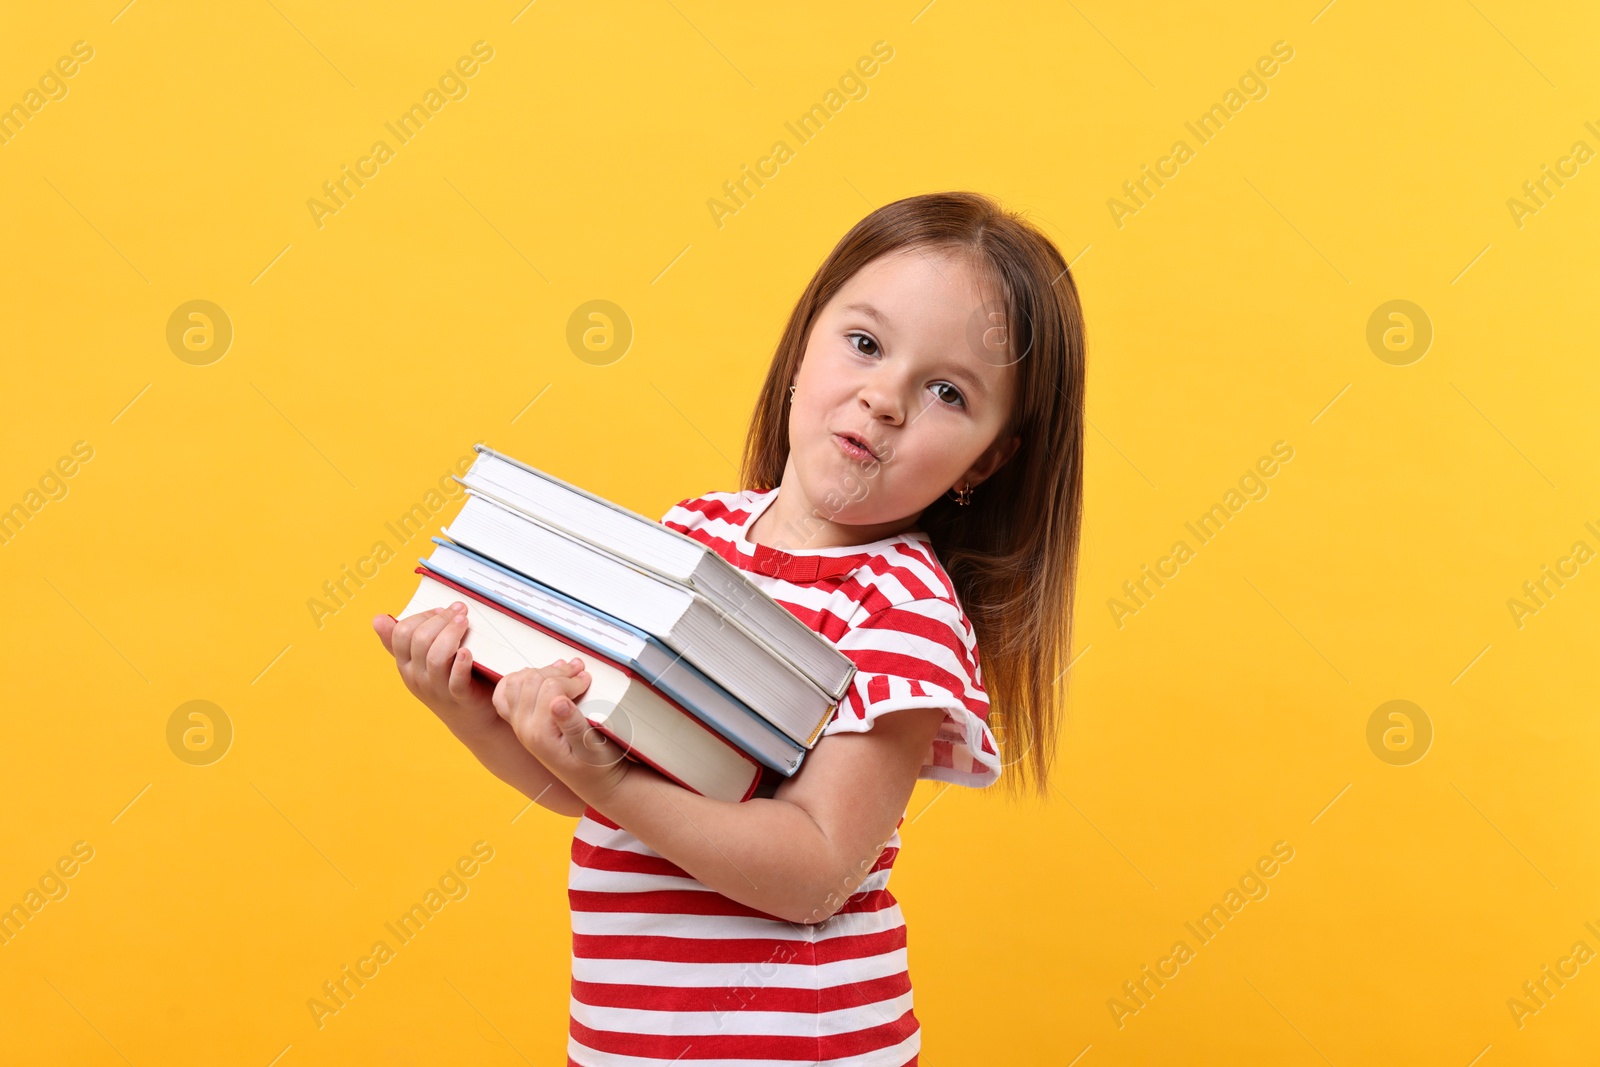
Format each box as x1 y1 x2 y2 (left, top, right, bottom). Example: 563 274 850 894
835 248 999 316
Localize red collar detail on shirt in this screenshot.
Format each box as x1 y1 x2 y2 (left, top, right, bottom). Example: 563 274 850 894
746 542 864 584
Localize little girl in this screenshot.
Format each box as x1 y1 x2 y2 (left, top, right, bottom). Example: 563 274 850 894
375 190 1086 1065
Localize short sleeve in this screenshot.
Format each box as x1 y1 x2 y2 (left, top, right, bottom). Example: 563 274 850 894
821 597 1002 789
659 496 697 529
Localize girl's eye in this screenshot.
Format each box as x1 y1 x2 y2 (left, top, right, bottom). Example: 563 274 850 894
845 331 964 409
847 332 879 357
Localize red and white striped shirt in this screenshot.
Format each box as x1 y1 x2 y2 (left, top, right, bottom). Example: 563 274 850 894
566 486 1000 1066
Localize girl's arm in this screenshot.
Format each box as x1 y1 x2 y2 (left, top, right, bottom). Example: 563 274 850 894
606 707 946 924
509 670 948 924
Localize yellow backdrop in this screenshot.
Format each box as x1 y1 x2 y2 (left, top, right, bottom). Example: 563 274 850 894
2 1 1596 1063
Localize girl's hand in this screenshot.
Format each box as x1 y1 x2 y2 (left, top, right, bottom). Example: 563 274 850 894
491 660 634 805
372 604 499 738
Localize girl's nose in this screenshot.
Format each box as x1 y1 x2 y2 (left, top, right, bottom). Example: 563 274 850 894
858 371 906 424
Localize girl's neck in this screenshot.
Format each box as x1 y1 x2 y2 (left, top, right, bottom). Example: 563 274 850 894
747 480 924 552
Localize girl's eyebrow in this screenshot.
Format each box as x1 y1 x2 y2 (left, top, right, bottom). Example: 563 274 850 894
944 361 989 398
842 302 889 327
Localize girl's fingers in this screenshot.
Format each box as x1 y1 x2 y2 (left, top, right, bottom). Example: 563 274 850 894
405 607 458 668
499 673 520 710
387 608 435 667
538 658 583 682
396 607 448 668
533 671 591 710
494 673 527 719
494 667 590 718
424 611 468 674
511 670 538 707
446 644 474 699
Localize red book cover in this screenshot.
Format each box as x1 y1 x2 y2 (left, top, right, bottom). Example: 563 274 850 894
395 567 762 803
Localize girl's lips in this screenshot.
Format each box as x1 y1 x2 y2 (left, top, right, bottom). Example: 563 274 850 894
834 433 876 463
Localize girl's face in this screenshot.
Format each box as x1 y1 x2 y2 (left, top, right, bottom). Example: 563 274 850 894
782 247 1022 537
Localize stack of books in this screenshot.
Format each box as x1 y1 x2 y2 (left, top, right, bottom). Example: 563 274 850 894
391 444 856 803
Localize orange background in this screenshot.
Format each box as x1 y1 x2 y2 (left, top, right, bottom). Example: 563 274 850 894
1 1 1597 1063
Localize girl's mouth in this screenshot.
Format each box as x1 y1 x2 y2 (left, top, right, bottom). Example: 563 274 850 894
834 433 877 463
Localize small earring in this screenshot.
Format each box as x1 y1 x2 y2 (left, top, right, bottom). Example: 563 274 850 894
947 482 973 506
788 384 796 404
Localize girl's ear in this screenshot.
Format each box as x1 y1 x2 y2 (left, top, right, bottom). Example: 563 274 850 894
967 433 1022 487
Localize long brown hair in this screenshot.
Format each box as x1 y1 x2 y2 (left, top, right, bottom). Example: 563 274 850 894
741 191 1087 801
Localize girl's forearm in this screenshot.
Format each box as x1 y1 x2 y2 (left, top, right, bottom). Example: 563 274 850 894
594 766 851 925
452 716 588 817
